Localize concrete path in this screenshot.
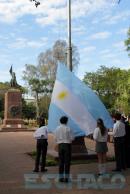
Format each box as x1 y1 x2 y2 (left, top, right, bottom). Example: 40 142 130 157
0 132 130 194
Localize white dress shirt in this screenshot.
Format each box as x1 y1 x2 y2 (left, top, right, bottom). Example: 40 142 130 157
34 126 48 139
109 120 126 138
54 124 74 144
93 127 108 142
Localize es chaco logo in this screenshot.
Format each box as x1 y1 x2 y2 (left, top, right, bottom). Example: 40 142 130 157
24 173 126 190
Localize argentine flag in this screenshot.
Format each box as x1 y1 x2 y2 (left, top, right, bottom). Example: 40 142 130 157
48 64 113 137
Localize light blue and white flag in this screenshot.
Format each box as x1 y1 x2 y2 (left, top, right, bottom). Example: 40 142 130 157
48 64 113 137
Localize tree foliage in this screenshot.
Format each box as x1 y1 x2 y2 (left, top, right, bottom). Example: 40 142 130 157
22 100 36 119
23 39 79 88
83 66 130 115
38 40 79 79
23 39 79 118
22 66 54 118
125 27 130 57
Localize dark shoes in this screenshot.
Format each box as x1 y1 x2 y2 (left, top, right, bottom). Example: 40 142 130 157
112 169 121 172
33 168 48 173
112 167 126 172
59 178 69 183
64 178 69 183
59 178 64 182
41 168 48 172
98 173 104 176
33 169 39 172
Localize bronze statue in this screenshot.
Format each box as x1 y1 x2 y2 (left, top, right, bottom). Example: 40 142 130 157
9 66 18 87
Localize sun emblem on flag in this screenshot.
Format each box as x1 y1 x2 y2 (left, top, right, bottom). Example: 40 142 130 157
57 91 68 100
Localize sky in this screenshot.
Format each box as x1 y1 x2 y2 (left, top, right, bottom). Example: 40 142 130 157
0 0 130 87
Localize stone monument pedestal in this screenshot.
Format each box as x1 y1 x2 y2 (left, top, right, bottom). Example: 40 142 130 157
1 89 27 131
71 136 88 159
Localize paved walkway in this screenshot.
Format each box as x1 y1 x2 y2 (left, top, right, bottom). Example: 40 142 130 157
0 131 130 194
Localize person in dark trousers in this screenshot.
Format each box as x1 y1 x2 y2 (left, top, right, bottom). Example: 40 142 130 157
109 113 126 172
54 116 74 183
33 117 48 172
125 115 130 168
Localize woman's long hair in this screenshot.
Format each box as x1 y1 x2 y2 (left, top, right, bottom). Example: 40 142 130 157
97 118 106 136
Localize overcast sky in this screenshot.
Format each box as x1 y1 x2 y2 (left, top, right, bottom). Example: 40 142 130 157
0 0 130 86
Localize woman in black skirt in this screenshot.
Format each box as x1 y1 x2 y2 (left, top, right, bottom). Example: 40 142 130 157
93 118 108 175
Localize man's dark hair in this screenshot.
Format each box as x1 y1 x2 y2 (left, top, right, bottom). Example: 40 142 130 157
115 113 121 120
60 116 68 124
39 117 45 127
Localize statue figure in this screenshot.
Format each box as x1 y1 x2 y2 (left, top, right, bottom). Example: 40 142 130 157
9 66 18 88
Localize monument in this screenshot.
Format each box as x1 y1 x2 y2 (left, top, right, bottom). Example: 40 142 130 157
2 66 26 131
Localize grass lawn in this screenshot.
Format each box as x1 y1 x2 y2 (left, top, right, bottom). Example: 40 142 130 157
27 151 115 166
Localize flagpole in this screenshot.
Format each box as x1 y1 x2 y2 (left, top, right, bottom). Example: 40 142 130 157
67 0 89 159
67 0 72 71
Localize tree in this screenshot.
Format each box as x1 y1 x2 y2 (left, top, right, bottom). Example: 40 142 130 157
125 27 130 57
23 39 79 118
38 95 51 119
114 69 130 114
38 39 80 80
83 66 130 114
23 65 53 118
23 65 41 118
23 64 40 83
22 100 36 119
38 49 57 81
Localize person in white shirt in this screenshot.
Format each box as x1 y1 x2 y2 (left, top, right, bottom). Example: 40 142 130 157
93 118 108 175
109 113 126 172
54 116 74 183
33 117 48 172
